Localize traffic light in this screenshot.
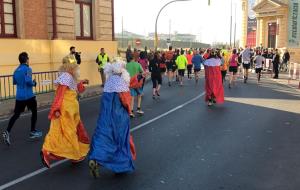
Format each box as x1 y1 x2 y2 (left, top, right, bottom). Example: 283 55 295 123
208 0 210 5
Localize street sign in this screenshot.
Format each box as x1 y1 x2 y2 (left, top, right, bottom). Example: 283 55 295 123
167 38 171 47
135 39 141 46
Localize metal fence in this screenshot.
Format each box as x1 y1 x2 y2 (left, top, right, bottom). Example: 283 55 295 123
0 71 59 101
289 62 300 80
116 38 211 49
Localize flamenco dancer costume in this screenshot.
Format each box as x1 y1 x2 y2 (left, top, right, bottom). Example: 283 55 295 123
88 65 136 178
204 58 225 106
41 72 90 168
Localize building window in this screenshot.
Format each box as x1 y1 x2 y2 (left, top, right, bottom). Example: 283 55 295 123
0 0 16 37
75 0 92 39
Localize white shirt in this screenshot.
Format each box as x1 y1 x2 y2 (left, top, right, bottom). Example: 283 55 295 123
254 55 265 69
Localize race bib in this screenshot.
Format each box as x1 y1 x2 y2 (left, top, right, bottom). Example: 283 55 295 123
244 61 249 64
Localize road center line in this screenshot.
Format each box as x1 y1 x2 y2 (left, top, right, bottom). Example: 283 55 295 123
0 92 205 190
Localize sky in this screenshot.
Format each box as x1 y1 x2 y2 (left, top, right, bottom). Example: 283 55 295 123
114 0 243 45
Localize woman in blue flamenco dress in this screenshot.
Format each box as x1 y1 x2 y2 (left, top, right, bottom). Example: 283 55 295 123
89 59 136 178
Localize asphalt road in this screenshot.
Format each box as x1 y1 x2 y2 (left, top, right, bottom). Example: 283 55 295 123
0 74 300 190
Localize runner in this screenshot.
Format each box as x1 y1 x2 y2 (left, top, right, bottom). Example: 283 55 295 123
88 60 136 177
41 57 90 168
159 51 167 79
228 49 239 89
174 49 180 82
281 49 290 72
126 53 145 118
253 51 265 83
149 52 162 99
165 46 175 86
2 52 42 146
204 49 224 106
240 46 251 83
186 50 193 80
176 49 188 86
220 52 228 84
192 50 204 84
138 51 149 89
203 49 211 60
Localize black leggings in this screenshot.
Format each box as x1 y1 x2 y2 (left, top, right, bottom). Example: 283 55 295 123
221 71 227 83
151 74 162 89
187 65 193 78
7 97 37 133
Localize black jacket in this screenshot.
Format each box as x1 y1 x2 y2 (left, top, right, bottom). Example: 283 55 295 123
273 54 280 64
149 58 161 76
283 52 290 62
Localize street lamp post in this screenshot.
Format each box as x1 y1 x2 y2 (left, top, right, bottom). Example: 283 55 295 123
154 0 191 50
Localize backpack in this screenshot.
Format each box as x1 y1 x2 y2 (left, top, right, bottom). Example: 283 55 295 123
129 74 144 89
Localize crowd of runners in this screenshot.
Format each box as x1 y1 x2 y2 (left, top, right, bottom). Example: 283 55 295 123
1 44 289 178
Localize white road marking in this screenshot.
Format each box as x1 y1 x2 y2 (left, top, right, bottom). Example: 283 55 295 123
0 92 205 190
0 160 67 190
131 92 205 132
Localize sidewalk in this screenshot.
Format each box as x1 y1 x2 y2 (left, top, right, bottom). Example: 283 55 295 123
271 72 300 90
0 85 103 119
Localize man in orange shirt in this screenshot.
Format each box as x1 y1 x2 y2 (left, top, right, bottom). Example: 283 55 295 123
186 50 193 79
165 46 175 86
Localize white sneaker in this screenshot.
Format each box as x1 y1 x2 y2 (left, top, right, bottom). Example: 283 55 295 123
136 110 144 115
2 131 11 146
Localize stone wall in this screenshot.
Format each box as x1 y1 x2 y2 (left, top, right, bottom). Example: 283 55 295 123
55 0 76 40
95 0 113 41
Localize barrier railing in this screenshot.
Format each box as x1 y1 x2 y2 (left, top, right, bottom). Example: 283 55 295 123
0 71 59 101
287 62 300 89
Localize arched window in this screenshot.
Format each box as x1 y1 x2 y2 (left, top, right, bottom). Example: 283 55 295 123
75 0 92 39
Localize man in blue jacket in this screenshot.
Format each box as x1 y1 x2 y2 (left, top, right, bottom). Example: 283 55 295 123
192 50 205 84
2 52 42 146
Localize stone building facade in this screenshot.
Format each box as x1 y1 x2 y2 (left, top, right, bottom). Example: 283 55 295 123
241 0 300 62
0 0 117 86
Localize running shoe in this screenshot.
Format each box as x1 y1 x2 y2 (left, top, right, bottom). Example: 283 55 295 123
168 82 171 87
130 113 135 118
89 160 100 178
2 131 11 146
208 101 213 106
156 90 160 97
136 109 144 115
29 131 43 139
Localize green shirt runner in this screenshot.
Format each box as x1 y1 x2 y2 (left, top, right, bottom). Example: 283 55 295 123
126 61 143 77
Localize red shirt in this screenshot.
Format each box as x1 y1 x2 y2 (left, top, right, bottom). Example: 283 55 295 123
165 51 174 61
138 58 148 71
186 54 193 65
229 54 238 67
